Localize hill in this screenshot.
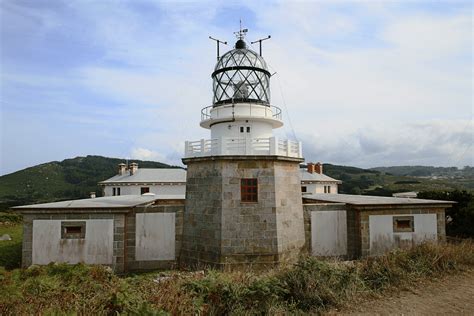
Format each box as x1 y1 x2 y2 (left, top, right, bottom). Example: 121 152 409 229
371 165 474 177
0 155 177 210
323 163 474 195
1 157 473 210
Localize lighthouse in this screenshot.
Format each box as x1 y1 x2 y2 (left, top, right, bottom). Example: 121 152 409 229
181 28 305 269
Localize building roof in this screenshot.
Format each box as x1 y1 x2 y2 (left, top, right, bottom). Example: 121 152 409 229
12 195 160 210
99 168 186 184
299 170 341 183
303 193 454 206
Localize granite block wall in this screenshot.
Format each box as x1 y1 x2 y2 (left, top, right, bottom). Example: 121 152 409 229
21 212 125 272
347 206 446 258
125 204 183 271
181 156 305 269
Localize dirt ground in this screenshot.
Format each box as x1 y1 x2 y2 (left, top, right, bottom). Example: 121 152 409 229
332 270 474 315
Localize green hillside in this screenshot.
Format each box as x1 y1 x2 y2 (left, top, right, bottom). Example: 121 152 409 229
0 155 177 210
323 164 474 195
371 165 474 177
1 157 473 210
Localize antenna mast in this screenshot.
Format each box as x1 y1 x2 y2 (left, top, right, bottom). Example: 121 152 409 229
209 36 227 61
251 35 271 56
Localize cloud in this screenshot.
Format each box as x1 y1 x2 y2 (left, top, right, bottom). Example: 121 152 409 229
301 119 473 167
1 1 472 174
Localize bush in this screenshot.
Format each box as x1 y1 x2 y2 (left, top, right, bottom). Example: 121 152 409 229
277 258 363 311
418 190 474 238
1 242 473 315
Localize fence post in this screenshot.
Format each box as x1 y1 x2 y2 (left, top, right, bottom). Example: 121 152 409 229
269 137 277 155
184 141 189 157
200 139 205 155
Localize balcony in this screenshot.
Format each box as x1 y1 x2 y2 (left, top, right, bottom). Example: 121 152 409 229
200 104 283 129
184 137 303 158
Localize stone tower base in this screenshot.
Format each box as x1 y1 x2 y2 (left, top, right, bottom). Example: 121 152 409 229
180 155 305 270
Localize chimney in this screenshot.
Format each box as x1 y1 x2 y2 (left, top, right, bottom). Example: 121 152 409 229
129 162 138 175
315 162 323 174
90 192 96 199
118 163 127 175
307 162 316 174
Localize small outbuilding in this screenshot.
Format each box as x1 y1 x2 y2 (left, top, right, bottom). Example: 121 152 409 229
302 194 453 258
13 195 185 273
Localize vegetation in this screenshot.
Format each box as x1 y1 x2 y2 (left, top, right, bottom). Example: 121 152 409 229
371 165 474 178
1 157 472 211
0 155 178 210
418 190 474 238
0 213 22 270
322 163 474 196
1 242 473 315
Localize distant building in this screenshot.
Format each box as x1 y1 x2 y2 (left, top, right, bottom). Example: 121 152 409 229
98 163 186 198
393 191 418 198
301 162 341 194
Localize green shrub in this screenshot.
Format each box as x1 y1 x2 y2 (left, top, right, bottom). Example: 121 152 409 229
0 242 473 315
277 258 364 311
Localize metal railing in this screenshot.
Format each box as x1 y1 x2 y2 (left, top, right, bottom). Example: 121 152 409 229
201 104 282 121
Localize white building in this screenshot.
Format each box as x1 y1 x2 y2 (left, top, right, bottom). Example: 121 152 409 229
99 162 186 198
301 162 341 194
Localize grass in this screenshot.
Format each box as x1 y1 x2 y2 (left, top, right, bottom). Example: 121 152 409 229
0 241 473 315
0 212 23 270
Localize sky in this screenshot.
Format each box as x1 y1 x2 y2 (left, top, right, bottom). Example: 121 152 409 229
0 0 472 175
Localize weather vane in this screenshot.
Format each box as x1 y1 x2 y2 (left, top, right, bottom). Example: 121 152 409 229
234 19 248 40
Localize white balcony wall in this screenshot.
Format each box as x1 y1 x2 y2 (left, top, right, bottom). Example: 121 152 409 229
184 136 303 158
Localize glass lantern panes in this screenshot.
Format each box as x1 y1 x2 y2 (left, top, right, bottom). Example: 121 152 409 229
212 48 270 106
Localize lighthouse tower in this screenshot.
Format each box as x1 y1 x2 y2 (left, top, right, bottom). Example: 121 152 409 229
181 29 305 269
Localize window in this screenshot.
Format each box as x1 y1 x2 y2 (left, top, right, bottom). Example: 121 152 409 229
324 186 327 193
112 187 116 196
240 126 244 133
327 186 331 194
117 188 121 196
241 178 258 202
141 187 150 194
61 221 86 239
246 126 251 133
301 186 307 193
393 216 414 233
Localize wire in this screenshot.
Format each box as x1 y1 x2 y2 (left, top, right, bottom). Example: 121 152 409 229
275 73 298 141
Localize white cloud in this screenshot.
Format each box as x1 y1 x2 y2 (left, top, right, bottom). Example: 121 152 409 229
1 1 472 174
301 119 473 167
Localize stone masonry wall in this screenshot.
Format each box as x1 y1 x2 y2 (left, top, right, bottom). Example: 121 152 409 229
302 203 348 255
357 207 446 257
181 159 224 266
20 212 126 273
124 205 183 271
181 156 305 269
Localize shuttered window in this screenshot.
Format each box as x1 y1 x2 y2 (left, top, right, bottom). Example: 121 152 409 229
241 178 258 202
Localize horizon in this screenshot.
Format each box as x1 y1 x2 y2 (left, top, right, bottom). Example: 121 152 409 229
1 154 472 177
1 1 472 175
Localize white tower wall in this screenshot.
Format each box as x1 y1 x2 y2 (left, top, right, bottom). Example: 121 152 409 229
210 120 273 139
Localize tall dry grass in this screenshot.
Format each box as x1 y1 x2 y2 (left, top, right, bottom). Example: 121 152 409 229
1 241 473 315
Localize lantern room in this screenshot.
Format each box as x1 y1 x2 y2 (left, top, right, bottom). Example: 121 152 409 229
212 39 271 106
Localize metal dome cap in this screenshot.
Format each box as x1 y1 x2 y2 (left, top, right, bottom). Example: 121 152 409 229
211 39 271 106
